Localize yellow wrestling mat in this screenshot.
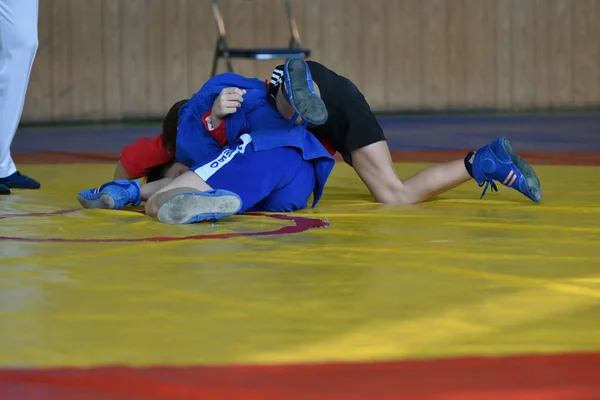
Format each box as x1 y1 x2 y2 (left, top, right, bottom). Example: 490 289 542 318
1 162 600 370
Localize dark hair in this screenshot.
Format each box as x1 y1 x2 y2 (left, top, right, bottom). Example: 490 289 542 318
145 162 169 183
145 99 189 183
161 99 189 154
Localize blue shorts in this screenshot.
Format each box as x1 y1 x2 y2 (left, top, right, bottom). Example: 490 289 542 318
192 134 316 214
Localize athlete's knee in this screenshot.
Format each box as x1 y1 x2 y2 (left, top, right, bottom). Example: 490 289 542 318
145 190 171 217
394 190 422 205
371 180 420 205
146 185 201 218
145 193 160 217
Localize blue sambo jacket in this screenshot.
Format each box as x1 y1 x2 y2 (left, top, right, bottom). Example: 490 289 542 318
175 72 335 207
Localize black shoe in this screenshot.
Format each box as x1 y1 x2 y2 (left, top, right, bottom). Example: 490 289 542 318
0 171 41 189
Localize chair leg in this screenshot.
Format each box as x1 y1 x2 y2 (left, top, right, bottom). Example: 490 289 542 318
211 39 220 77
211 55 220 78
217 36 234 74
225 55 233 73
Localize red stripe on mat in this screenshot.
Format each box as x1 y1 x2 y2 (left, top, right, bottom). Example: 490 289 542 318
12 151 600 165
1 352 599 400
13 152 121 164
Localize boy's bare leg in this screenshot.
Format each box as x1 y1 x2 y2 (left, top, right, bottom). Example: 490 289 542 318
350 138 541 204
140 177 174 201
350 141 471 204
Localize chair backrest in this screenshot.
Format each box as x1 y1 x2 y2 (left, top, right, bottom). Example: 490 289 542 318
212 0 303 49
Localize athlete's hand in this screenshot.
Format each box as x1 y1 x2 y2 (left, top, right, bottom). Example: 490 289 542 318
211 88 247 125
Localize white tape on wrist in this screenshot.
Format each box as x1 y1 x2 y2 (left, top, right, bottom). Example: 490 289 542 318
205 116 216 131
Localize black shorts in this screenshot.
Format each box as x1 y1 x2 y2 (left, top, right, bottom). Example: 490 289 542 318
268 63 387 165
337 78 386 164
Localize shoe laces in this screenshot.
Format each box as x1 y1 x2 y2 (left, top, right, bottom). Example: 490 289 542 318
479 180 498 199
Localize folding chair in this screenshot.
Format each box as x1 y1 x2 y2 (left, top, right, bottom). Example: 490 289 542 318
210 0 311 77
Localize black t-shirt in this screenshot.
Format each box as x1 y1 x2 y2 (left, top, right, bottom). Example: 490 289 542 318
269 61 385 165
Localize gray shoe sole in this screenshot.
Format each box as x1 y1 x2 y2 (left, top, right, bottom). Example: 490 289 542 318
287 58 328 125
77 193 116 209
157 192 242 224
501 138 542 202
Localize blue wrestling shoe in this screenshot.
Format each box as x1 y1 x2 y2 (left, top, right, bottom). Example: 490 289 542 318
471 137 542 203
77 180 141 210
282 57 328 126
0 171 40 189
0 183 9 195
157 189 242 224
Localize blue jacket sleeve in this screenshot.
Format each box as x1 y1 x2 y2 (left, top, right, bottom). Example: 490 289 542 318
175 90 222 168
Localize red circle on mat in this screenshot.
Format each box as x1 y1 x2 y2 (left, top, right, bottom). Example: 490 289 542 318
0 210 329 243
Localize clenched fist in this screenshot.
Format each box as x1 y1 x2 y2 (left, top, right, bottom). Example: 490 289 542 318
210 87 247 127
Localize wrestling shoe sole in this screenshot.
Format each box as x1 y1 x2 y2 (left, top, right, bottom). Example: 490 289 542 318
77 193 116 210
157 192 242 224
501 137 542 203
286 58 328 125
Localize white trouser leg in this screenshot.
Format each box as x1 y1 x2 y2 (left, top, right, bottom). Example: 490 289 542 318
0 0 39 178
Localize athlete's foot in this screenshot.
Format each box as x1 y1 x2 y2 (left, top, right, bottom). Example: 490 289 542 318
282 57 328 126
471 137 542 203
157 189 242 224
0 171 40 189
0 183 10 195
77 180 142 210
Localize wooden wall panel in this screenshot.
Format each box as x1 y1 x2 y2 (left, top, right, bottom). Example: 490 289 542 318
495 0 513 109
572 0 600 105
101 0 122 119
187 0 217 92
298 0 323 66
341 1 363 89
146 0 166 115
252 0 291 80
446 0 466 108
70 0 103 119
385 0 422 109
548 0 572 107
22 0 52 121
360 0 387 110
533 0 550 108
120 0 149 117
164 0 190 107
421 0 449 109
21 0 600 122
50 0 73 119
321 0 346 84
510 0 537 108
222 0 257 78
466 0 496 108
